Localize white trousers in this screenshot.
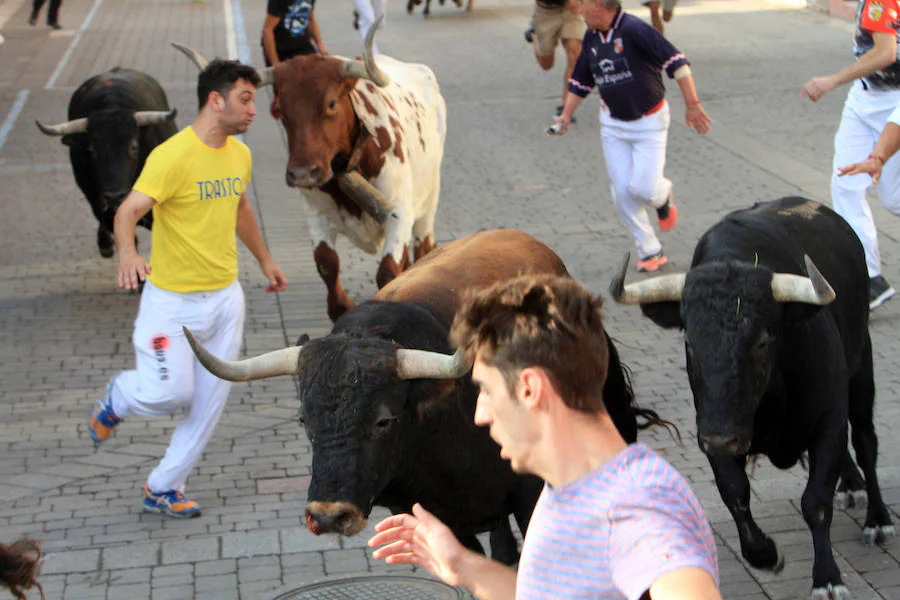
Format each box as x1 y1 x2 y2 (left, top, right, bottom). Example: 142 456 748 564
600 102 673 259
350 0 386 55
109 280 246 493
831 82 900 278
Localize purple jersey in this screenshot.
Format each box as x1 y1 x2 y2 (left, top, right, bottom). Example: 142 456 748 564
516 443 718 600
568 9 689 121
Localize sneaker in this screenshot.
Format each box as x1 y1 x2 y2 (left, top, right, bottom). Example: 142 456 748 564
656 189 678 232
869 275 896 310
637 251 668 272
88 382 121 444
524 26 535 43
48 22 62 30
28 12 37 26
555 105 575 124
142 485 201 518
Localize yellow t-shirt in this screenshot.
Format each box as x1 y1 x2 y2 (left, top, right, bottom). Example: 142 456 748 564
133 126 252 293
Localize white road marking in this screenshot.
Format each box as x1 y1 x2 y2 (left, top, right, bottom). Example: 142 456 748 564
0 89 30 152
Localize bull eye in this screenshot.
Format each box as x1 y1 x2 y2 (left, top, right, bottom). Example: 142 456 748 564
298 415 307 427
375 416 398 429
328 100 336 111
129 141 138 155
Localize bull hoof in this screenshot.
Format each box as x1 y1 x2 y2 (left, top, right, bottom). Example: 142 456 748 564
296 333 310 346
810 584 852 600
744 537 783 573
772 545 785 573
99 246 115 259
863 524 895 546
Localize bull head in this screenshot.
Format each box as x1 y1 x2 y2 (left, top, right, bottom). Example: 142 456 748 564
610 253 836 457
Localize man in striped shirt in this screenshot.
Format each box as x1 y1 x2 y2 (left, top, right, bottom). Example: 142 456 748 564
369 274 720 600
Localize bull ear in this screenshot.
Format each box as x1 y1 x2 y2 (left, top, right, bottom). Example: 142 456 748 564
640 302 684 330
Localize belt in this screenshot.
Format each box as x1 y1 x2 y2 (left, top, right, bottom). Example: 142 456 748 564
644 99 666 116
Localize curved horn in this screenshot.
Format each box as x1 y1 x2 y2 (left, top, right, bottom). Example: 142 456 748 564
770 255 836 305
170 42 209 70
339 16 390 87
337 172 394 224
256 66 275 88
184 326 303 382
134 109 177 126
609 252 686 305
35 118 88 136
396 347 471 380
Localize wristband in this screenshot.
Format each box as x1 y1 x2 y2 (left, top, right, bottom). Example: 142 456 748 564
687 100 702 108
869 154 885 165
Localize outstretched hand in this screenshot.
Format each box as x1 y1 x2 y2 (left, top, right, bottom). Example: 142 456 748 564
369 503 468 587
801 76 836 103
838 157 884 183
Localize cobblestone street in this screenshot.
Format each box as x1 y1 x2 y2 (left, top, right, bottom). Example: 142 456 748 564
0 0 898 597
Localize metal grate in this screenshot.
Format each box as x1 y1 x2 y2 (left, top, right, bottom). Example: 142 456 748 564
273 574 473 600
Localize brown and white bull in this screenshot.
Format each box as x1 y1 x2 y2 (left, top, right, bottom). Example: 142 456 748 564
173 20 446 322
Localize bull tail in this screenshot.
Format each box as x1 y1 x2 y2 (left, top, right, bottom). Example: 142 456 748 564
0 537 44 600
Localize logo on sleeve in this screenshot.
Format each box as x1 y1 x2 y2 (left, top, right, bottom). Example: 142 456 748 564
869 0 885 21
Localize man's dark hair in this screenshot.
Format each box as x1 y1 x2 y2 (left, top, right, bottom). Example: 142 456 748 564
450 274 611 414
197 59 261 109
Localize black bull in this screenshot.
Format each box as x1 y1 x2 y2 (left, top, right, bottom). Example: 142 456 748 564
36 67 177 258
611 197 894 598
185 229 668 564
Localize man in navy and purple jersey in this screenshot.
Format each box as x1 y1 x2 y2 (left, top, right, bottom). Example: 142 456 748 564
369 274 721 600
552 0 712 273
802 0 900 310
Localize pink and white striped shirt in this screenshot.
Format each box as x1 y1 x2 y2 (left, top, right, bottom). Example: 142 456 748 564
516 443 718 600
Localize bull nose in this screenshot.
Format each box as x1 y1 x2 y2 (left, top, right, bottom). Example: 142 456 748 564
103 191 128 204
305 507 356 536
698 433 749 456
286 166 323 188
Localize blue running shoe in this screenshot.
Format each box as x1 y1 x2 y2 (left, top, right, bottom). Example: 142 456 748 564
88 382 121 443
142 485 201 518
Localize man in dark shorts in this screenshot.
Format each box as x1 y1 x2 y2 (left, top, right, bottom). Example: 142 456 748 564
261 0 326 118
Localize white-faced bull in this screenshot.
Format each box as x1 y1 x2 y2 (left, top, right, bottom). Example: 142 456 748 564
174 19 446 323
610 197 894 600
185 229 664 564
36 67 177 258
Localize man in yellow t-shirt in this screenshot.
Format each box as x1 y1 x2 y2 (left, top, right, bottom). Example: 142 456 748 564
88 59 288 519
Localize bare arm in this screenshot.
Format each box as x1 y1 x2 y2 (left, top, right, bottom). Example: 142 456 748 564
838 121 900 182
675 69 712 135
648 567 722 600
262 13 281 66
369 503 517 600
113 190 156 291
802 31 897 101
236 193 288 292
309 10 326 54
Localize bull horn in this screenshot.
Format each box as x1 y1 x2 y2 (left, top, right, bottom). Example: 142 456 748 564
770 255 835 305
609 252 686 305
134 109 177 126
256 66 275 88
396 347 471 380
170 42 209 70
339 16 390 87
35 118 88 136
337 172 394 224
183 326 303 381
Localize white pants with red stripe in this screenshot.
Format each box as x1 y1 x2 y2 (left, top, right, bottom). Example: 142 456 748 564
350 0 386 55
108 280 245 494
600 101 673 260
831 82 900 278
